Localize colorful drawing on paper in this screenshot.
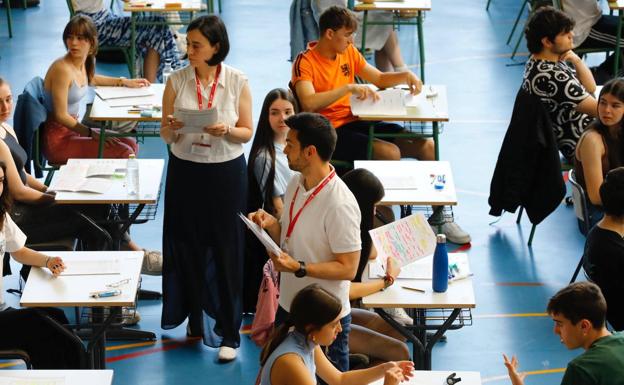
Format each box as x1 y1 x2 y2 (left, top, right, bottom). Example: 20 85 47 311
368 212 436 269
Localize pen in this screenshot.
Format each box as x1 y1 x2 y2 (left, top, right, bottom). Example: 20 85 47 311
449 273 474 284
401 286 426 293
90 289 122 298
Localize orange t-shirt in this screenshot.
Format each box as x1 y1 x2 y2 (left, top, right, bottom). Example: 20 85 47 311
292 42 367 129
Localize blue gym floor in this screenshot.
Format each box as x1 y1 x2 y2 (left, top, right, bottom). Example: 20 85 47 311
0 1 594 384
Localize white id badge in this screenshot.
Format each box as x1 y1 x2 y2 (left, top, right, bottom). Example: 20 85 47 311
191 136 212 155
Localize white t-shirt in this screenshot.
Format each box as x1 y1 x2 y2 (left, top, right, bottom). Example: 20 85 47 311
169 64 247 163
253 142 294 198
278 168 361 319
562 0 603 47
0 214 28 311
72 0 104 13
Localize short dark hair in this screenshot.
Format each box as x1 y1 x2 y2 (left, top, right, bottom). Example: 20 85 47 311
525 6 574 54
319 6 358 35
186 15 230 65
285 112 337 162
600 167 624 217
547 282 607 329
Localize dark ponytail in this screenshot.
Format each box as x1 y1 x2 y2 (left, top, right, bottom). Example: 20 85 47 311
259 284 342 366
63 15 99 84
0 161 13 231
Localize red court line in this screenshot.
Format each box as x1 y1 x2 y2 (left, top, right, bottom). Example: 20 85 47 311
106 338 200 363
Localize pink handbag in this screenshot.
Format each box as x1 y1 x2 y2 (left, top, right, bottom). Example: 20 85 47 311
250 259 280 347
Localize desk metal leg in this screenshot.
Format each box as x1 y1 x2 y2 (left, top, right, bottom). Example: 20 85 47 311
433 121 439 160
423 308 460 370
375 308 426 368
361 11 368 54
417 11 425 83
86 307 118 369
616 10 622 76
130 13 137 79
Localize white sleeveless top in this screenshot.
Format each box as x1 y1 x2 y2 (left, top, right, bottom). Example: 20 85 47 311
72 0 104 13
169 64 247 164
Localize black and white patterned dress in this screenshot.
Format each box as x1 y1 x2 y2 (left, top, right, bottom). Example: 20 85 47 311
522 58 594 161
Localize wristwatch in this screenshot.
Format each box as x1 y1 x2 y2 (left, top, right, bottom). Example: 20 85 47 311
294 261 307 278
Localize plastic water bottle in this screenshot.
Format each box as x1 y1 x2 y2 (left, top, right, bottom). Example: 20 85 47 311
162 60 173 84
432 234 449 293
126 154 139 196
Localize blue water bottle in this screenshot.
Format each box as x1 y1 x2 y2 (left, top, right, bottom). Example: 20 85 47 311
432 234 449 293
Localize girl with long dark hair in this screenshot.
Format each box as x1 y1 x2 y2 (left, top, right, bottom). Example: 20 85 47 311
575 78 624 229
259 284 413 385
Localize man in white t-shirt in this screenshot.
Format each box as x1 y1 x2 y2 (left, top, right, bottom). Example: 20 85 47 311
250 112 361 372
562 0 623 83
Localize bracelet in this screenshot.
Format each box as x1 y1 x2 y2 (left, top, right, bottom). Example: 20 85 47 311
117 77 126 87
44 256 51 269
383 274 395 289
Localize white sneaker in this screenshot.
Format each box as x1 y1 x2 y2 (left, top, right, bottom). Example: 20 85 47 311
437 221 471 244
383 307 413 326
121 307 141 326
142 250 163 276
218 346 237 362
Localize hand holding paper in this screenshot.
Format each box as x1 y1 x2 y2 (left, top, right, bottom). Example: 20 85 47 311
173 107 219 134
238 213 282 256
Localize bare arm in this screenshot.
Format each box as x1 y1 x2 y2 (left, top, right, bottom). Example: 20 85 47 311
270 353 317 385
249 209 281 243
349 256 399 300
359 63 422 94
223 82 253 143
577 131 605 205
0 141 53 203
92 75 150 88
160 78 183 144
11 247 65 276
562 51 596 94
295 80 352 112
576 96 598 118
272 196 285 219
271 249 359 280
26 174 48 193
316 346 413 385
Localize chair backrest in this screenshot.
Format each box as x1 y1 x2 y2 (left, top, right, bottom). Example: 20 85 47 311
568 169 591 234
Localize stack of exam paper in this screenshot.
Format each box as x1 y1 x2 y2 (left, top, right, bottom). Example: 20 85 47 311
95 86 160 108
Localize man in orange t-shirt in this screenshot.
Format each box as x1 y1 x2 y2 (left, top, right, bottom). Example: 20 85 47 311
291 6 472 245
291 5 433 162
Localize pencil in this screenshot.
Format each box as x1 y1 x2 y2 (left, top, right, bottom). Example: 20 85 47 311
401 286 426 293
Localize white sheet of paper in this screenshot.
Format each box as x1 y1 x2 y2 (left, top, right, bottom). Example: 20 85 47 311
369 253 469 279
0 378 65 385
369 212 437 271
350 88 406 116
60 258 121 276
173 107 219 134
50 177 112 194
404 90 424 107
238 213 282 256
95 86 155 100
379 175 419 190
105 94 161 108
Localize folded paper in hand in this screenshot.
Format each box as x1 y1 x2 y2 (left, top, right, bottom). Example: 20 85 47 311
238 213 282 256
173 107 219 134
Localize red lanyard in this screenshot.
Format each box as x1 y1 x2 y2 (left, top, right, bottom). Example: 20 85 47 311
195 64 221 110
286 170 336 239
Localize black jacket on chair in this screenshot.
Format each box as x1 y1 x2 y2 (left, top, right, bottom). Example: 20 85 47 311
488 88 566 225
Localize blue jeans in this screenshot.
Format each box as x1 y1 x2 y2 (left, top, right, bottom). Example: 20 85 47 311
275 306 352 371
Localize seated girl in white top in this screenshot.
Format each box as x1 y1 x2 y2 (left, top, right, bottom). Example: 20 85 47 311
0 161 65 312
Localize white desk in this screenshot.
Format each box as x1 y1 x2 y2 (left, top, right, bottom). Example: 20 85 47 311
20 252 143 369
52 158 164 205
353 85 448 160
368 370 481 385
354 160 457 206
90 84 164 123
0 370 113 385
362 253 475 370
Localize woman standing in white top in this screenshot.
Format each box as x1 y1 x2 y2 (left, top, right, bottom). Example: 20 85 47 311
160 15 253 362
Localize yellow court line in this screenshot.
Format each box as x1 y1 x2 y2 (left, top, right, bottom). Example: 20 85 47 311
0 361 21 369
474 313 548 319
106 337 190 352
483 368 565 383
